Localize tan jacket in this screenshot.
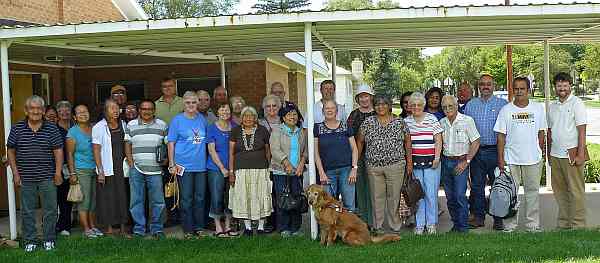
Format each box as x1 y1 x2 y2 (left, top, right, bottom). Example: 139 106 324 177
269 125 307 174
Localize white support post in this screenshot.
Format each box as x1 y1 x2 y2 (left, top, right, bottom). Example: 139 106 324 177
331 49 337 83
305 22 317 240
544 40 552 189
219 55 226 90
1 40 17 240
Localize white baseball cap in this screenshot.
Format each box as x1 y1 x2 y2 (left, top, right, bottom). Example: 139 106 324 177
355 84 374 102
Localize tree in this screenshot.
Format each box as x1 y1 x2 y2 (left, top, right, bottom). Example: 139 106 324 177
368 49 399 98
138 0 238 18
252 0 310 13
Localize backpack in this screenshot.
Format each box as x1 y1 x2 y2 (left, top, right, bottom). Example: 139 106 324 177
487 167 519 219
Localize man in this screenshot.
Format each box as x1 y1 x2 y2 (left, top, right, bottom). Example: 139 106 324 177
495 77 547 233
212 85 229 112
269 82 304 124
457 81 473 113
124 100 168 239
197 90 218 124
304 80 347 128
155 77 184 125
7 95 64 252
440 95 480 233
463 74 508 230
548 72 588 229
111 84 128 115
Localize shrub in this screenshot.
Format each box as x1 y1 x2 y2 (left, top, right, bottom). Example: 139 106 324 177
540 143 600 184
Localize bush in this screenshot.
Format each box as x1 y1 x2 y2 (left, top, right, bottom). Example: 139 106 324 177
540 143 600 184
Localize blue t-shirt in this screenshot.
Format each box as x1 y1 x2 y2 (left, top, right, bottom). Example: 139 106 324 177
206 124 230 171
66 125 96 169
167 113 208 172
314 121 353 171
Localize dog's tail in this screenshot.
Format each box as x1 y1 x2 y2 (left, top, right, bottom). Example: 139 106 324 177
371 234 401 244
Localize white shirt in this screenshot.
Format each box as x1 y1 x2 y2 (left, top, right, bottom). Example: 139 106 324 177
440 113 480 157
548 94 587 158
92 119 127 176
494 101 547 165
303 100 347 128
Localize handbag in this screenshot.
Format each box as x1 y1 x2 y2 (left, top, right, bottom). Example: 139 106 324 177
164 173 180 210
67 182 83 202
401 172 424 214
278 176 308 213
156 143 168 164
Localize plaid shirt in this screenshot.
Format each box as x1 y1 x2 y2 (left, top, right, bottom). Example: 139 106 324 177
463 96 507 146
440 113 480 157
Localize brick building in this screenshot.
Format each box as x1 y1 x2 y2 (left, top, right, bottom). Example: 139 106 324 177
0 1 328 210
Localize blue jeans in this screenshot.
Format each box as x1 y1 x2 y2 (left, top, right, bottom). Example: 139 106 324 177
273 174 303 232
21 179 57 244
129 168 165 235
207 170 230 219
414 166 441 228
324 166 356 211
178 172 208 233
470 146 498 221
441 157 469 232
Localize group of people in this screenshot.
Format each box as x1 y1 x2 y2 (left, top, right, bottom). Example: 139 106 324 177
6 70 588 252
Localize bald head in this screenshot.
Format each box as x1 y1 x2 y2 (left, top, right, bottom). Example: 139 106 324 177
213 85 228 105
457 82 473 104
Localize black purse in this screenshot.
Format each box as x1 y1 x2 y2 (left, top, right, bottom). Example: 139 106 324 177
156 143 168 164
278 176 308 214
401 171 424 214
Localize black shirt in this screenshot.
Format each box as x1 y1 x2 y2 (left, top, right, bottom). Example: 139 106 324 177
7 120 63 182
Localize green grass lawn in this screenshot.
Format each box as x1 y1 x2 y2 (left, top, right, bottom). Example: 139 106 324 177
585 100 600 108
2 230 600 263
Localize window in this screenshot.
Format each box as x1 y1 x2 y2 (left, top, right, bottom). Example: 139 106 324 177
176 77 223 98
95 80 145 104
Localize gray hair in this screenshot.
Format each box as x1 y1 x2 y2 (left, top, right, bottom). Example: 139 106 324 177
441 95 458 106
197 90 210 99
56 100 72 110
409 92 426 106
25 95 45 109
183 91 198 100
240 106 259 121
321 98 338 113
262 95 281 112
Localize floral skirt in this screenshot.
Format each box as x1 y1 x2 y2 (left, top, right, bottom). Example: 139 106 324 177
229 169 273 220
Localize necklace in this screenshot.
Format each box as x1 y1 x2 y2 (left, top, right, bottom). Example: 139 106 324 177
241 126 257 151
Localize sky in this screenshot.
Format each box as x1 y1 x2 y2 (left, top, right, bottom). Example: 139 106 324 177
235 0 600 56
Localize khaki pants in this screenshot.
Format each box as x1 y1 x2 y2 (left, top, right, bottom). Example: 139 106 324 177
550 157 586 229
367 162 405 232
505 162 542 231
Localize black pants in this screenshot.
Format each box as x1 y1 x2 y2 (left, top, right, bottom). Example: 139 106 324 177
56 180 73 232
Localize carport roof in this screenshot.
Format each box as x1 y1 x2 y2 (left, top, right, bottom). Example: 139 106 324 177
2 2 600 64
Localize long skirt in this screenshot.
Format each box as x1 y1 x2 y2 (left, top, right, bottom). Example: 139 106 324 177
229 169 273 220
96 173 129 227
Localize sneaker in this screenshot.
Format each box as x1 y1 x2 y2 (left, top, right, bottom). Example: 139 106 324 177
84 229 98 239
427 225 437 235
91 228 104 237
152 232 166 240
502 227 515 233
280 231 292 238
24 244 37 253
414 228 424 235
493 220 505 231
291 230 303 237
43 241 55 251
527 226 542 233
59 230 70 236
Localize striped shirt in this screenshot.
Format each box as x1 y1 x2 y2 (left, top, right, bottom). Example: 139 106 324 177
405 113 443 156
463 96 508 146
124 118 168 175
7 120 63 182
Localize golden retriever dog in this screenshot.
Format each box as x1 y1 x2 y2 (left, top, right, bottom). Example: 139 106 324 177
306 184 401 247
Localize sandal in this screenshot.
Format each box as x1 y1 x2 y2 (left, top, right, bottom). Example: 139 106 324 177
214 232 229 238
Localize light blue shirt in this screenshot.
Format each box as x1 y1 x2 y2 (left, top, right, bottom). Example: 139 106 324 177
463 96 508 146
67 125 96 169
167 113 208 172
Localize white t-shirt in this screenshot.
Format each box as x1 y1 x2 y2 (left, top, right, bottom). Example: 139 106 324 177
548 95 587 158
493 102 547 165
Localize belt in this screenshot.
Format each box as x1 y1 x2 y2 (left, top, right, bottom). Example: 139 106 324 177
443 155 466 160
480 145 497 149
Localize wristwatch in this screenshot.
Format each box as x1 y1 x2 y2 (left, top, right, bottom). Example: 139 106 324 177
352 165 358 169
466 159 471 164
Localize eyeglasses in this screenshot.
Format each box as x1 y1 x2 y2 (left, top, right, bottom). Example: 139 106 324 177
441 105 456 110
266 104 278 108
184 101 198 104
139 107 154 111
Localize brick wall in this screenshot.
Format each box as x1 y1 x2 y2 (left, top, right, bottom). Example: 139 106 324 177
227 60 267 109
265 61 289 101
0 0 124 25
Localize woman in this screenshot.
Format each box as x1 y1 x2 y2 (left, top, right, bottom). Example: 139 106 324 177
67 104 103 238
356 95 413 236
229 106 272 236
45 106 58 123
346 84 376 226
124 102 138 123
315 99 359 211
92 99 129 235
404 92 443 235
207 103 237 238
55 100 74 236
258 95 282 133
229 96 246 126
270 104 306 237
425 87 445 120
400 91 414 119
167 91 209 239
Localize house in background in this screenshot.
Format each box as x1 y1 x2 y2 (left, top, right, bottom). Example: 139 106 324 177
0 0 328 211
